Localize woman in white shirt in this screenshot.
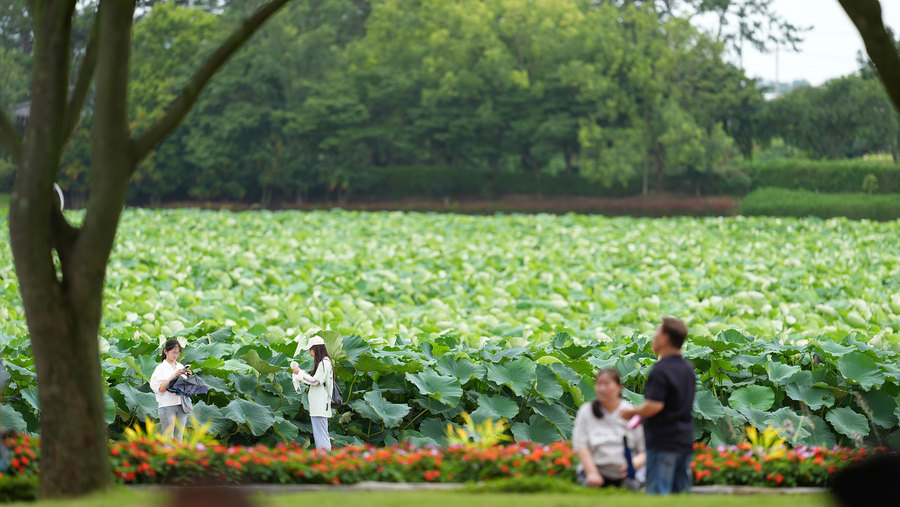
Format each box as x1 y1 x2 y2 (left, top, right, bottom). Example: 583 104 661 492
572 368 646 488
149 339 192 442
295 336 333 451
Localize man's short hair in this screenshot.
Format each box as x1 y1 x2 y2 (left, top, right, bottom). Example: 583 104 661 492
661 317 688 349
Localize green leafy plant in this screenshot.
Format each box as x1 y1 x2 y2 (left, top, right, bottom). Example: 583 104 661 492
445 413 512 449
862 173 879 194
1 211 899 448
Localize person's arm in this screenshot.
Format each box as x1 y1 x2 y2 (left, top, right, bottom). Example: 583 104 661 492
572 409 604 487
621 368 667 420
298 369 320 386
311 359 329 386
632 451 646 470
629 417 647 470
576 447 604 487
620 400 664 420
150 364 186 394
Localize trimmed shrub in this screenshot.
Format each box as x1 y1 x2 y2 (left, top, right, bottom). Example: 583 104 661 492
729 160 900 195
357 166 641 199
0 475 39 502
741 188 900 220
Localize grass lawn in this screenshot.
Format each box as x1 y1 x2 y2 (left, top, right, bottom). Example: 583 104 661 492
6 488 829 507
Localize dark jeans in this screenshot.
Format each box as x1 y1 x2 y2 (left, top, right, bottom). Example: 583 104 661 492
645 449 692 495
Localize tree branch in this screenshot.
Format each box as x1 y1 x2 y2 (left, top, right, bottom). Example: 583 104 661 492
838 0 900 113
131 0 293 164
63 16 99 143
50 204 79 275
75 0 136 283
0 107 23 165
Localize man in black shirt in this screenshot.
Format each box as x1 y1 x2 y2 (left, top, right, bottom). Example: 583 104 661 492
621 317 696 495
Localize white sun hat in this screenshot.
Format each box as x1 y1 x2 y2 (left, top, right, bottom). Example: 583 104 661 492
302 336 326 350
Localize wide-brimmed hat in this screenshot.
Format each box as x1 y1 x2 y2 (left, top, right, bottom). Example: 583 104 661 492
302 336 326 350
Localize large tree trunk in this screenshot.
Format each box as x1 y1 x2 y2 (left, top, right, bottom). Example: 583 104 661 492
839 0 900 114
7 0 113 497
1 0 294 498
23 284 111 496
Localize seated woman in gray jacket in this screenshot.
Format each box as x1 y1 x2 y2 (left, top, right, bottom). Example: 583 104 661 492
572 368 646 488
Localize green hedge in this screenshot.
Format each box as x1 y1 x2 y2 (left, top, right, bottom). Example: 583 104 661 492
357 166 641 199
0 475 39 502
741 188 900 220
728 160 900 194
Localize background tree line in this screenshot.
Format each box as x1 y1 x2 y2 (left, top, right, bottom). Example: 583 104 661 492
0 0 897 208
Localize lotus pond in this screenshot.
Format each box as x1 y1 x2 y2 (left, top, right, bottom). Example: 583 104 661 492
0 210 898 450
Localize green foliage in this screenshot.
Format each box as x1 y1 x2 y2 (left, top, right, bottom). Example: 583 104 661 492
727 159 900 195
741 188 900 220
0 0 766 203
463 476 590 494
1 210 899 448
5 323 899 450
763 75 900 160
0 475 39 502
862 173 879 194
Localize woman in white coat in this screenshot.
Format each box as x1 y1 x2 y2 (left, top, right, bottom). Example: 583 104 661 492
295 336 333 451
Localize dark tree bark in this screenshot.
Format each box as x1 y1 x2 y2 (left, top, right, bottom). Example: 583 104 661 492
839 0 900 113
1 0 294 498
653 140 665 193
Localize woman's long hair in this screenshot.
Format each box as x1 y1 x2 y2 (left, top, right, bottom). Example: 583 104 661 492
591 368 623 419
310 344 331 376
161 339 181 362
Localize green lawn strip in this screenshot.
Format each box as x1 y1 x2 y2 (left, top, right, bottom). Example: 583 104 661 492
279 491 829 507
6 488 829 507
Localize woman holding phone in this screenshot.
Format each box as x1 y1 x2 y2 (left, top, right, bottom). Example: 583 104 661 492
295 336 333 451
149 339 193 442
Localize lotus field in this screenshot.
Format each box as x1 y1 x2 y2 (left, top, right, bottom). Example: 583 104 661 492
1 210 899 452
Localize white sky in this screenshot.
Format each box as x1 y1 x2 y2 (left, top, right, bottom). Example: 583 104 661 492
697 0 900 86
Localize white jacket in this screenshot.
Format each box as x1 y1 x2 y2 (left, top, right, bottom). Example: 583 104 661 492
305 358 333 418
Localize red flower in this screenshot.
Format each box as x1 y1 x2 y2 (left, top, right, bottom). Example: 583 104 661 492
775 474 783 485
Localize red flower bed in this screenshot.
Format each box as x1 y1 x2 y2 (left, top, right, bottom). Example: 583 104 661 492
0 433 888 488
102 439 575 485
691 442 883 487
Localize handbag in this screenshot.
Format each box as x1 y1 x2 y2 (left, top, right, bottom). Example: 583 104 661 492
330 361 343 409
